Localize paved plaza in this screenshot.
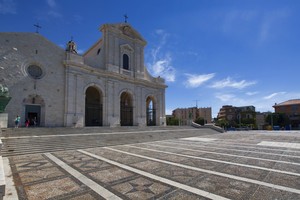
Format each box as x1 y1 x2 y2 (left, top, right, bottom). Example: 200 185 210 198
1 127 300 199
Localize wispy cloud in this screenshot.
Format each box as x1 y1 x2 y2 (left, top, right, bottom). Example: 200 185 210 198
47 0 56 8
222 10 257 33
147 29 176 82
0 0 16 14
150 54 175 82
246 91 259 96
259 9 290 42
263 92 286 100
39 0 62 19
215 93 236 102
210 77 256 89
184 73 215 88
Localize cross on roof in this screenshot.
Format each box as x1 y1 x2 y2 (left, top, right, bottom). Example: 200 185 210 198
124 14 128 23
34 23 42 33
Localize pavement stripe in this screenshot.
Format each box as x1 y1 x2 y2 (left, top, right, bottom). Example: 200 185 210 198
125 144 300 177
258 141 300 149
104 147 300 195
3 157 19 200
163 140 300 159
148 142 300 166
44 153 122 200
78 150 230 200
180 139 300 153
180 137 217 142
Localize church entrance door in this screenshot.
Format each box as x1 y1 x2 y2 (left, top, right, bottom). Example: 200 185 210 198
85 87 103 126
120 92 133 126
25 105 41 126
146 97 156 126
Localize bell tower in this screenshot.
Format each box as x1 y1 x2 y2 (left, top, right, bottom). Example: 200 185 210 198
66 39 77 54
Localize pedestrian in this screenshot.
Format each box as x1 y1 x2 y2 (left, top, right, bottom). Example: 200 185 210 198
15 115 21 128
25 119 30 127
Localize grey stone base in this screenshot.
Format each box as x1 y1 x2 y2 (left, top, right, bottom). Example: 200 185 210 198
0 113 8 128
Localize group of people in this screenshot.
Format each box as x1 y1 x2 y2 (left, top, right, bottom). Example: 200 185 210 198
15 115 37 128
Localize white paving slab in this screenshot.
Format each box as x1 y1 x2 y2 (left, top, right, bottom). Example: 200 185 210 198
258 141 300 149
180 137 217 142
104 146 300 195
149 142 300 166
44 153 122 200
79 150 230 200
2 157 18 200
126 144 300 176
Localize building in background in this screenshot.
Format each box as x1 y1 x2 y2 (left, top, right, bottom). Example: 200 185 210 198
273 99 300 129
217 105 256 129
172 107 212 125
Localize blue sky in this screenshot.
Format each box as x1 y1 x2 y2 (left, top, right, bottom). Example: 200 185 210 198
1 0 300 117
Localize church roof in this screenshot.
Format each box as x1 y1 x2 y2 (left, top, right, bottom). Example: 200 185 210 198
273 99 300 107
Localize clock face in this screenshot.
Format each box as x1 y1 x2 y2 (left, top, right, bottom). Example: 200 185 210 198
27 65 43 79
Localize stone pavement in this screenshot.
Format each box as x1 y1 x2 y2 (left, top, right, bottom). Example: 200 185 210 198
1 127 300 199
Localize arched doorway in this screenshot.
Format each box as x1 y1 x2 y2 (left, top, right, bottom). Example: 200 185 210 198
85 87 102 126
146 96 156 126
23 95 45 127
120 92 133 126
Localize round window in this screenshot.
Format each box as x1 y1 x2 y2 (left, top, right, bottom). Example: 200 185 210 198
27 65 43 79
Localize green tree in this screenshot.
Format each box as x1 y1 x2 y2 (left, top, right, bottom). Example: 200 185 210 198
194 117 205 125
167 117 179 125
265 113 290 128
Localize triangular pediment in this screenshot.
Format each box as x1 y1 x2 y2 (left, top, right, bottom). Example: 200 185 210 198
100 23 146 45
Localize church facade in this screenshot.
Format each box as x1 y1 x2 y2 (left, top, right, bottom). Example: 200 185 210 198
0 23 167 127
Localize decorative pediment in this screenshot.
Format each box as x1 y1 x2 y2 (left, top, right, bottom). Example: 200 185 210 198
100 23 146 45
120 44 134 53
121 26 136 38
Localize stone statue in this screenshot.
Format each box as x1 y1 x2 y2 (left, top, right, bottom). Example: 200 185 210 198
0 84 11 113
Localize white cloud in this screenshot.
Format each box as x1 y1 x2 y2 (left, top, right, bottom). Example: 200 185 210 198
0 0 16 14
47 10 62 18
215 93 236 102
184 73 215 88
259 9 290 42
147 30 176 82
210 77 256 89
44 0 62 19
263 92 286 100
47 0 56 8
223 10 257 33
246 91 259 96
149 54 175 82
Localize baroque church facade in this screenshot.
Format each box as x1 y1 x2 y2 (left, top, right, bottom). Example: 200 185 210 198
0 23 167 127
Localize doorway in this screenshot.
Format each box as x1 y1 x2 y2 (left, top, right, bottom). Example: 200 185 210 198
25 105 41 126
120 92 133 126
85 87 103 126
146 97 156 126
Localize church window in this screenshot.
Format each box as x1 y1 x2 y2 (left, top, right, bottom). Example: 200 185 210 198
123 54 129 70
27 65 43 79
97 48 101 55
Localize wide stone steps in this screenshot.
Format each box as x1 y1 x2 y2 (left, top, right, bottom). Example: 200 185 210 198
0 127 217 157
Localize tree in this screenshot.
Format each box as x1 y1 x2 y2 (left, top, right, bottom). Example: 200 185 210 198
194 117 205 125
167 117 179 125
265 113 290 128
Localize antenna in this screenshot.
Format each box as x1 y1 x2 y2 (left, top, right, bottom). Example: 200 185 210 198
194 100 200 108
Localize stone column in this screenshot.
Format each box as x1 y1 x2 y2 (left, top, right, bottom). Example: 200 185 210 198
107 80 120 127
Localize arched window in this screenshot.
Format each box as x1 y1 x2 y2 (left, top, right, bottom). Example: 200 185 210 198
123 54 129 70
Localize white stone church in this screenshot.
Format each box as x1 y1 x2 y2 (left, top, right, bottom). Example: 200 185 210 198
0 23 167 127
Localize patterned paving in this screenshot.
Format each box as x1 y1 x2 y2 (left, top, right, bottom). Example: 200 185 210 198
2 130 300 199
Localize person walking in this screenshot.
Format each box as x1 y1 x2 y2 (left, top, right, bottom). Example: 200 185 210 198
15 115 21 128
